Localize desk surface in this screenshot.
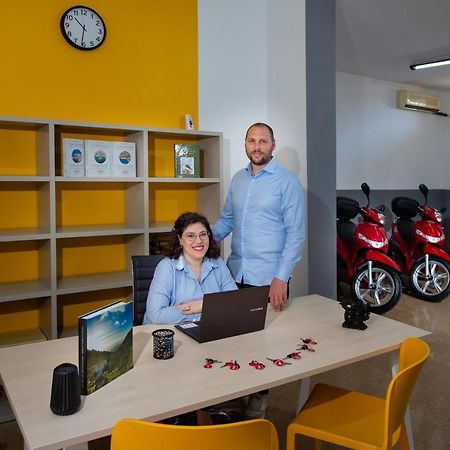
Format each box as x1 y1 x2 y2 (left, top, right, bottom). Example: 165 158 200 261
0 295 429 450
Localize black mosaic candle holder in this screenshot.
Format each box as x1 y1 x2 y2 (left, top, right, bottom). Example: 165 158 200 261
50 363 81 416
152 328 175 359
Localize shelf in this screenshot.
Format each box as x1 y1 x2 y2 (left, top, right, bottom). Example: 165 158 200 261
0 116 222 342
0 176 50 182
0 181 50 231
149 222 173 233
0 120 50 177
55 176 145 183
0 280 51 302
0 296 52 342
56 224 145 239
0 328 47 348
149 177 220 184
56 271 132 295
0 240 51 293
57 286 132 332
55 181 145 229
0 228 51 242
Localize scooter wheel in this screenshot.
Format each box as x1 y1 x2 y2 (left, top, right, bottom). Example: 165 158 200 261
410 256 450 302
351 263 402 314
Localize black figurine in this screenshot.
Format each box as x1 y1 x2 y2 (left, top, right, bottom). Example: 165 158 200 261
340 299 371 330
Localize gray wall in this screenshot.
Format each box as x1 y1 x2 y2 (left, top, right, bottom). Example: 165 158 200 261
306 0 337 298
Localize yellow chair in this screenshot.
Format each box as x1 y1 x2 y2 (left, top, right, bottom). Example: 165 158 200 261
287 337 430 450
111 417 279 450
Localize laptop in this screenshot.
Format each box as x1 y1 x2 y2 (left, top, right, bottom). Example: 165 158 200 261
175 285 270 343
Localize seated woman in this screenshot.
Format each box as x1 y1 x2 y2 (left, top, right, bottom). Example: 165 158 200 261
143 211 237 325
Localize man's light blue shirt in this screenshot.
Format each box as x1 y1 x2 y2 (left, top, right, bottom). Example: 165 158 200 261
213 158 305 286
142 255 237 324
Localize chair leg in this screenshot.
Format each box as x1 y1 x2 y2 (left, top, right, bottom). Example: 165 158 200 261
314 439 322 450
399 422 410 450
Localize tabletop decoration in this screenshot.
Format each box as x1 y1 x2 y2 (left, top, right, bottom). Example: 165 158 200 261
267 358 292 366
284 352 301 360
203 358 222 369
221 360 240 370
300 337 318 345
340 299 371 330
297 344 316 352
249 360 266 370
50 363 81 416
152 328 175 359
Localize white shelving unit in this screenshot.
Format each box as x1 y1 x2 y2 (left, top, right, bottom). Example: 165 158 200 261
0 116 222 344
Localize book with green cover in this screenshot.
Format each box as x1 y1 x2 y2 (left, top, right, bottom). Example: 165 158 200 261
78 301 133 395
174 143 200 178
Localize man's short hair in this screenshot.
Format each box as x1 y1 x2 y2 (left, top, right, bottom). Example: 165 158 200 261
245 123 275 142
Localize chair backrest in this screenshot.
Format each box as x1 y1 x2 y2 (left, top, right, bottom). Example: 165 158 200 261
131 255 164 325
111 418 279 450
383 337 430 449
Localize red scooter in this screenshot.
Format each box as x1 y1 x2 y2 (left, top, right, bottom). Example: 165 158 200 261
337 183 402 314
390 184 450 302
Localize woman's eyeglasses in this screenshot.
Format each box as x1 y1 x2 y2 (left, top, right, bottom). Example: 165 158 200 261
183 231 210 242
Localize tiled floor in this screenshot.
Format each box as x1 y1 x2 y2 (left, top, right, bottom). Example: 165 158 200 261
0 294 448 450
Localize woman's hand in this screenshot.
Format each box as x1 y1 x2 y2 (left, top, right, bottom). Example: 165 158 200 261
176 300 203 315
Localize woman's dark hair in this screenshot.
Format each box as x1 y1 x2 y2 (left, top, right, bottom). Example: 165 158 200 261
166 212 220 259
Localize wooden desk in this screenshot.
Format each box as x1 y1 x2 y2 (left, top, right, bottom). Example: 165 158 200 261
0 295 429 450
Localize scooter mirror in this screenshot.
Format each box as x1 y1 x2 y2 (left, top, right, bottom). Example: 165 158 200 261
361 183 370 206
419 184 428 203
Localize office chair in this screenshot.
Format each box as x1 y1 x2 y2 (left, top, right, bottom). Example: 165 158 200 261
111 417 279 450
131 255 164 325
287 337 430 450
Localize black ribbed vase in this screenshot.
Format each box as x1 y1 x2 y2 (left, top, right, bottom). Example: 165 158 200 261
50 363 81 416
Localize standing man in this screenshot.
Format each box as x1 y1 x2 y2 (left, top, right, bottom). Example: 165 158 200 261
214 122 305 310
213 122 305 419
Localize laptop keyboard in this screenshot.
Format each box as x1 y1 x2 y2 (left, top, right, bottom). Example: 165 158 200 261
188 323 201 339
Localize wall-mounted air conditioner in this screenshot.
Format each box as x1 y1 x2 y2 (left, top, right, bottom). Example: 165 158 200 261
397 89 440 113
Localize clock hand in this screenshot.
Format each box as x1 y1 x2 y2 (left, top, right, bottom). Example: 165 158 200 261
75 17 87 32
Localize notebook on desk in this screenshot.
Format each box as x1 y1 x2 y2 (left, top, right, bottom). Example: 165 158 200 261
175 285 270 343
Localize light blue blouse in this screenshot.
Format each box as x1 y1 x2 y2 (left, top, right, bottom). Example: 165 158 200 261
142 255 238 324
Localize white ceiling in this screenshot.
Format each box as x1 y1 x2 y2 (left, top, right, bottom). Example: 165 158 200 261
336 0 450 91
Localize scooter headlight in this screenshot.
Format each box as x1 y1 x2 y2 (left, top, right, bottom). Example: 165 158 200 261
416 229 444 243
357 233 388 248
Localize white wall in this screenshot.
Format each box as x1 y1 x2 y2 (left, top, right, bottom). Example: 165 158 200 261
198 0 308 296
337 71 449 190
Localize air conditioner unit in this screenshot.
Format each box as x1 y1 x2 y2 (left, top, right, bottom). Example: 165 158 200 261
397 89 440 113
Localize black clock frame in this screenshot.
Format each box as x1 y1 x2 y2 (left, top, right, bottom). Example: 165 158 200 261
60 5 107 51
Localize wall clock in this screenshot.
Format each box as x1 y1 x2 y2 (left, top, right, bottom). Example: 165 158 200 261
60 6 106 50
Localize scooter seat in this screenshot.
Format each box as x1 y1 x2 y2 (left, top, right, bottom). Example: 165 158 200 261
396 218 415 240
337 219 355 243
392 197 419 219
337 197 360 220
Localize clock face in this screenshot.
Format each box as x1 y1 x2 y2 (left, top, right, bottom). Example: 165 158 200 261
60 6 106 50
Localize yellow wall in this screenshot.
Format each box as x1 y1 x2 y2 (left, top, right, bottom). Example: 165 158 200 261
0 1 198 338
0 0 198 128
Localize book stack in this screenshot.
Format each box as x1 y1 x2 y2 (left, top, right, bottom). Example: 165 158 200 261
63 138 136 178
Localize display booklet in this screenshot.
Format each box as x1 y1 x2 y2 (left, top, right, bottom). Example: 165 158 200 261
174 143 200 178
85 140 112 177
63 138 85 177
78 300 133 395
111 141 136 177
